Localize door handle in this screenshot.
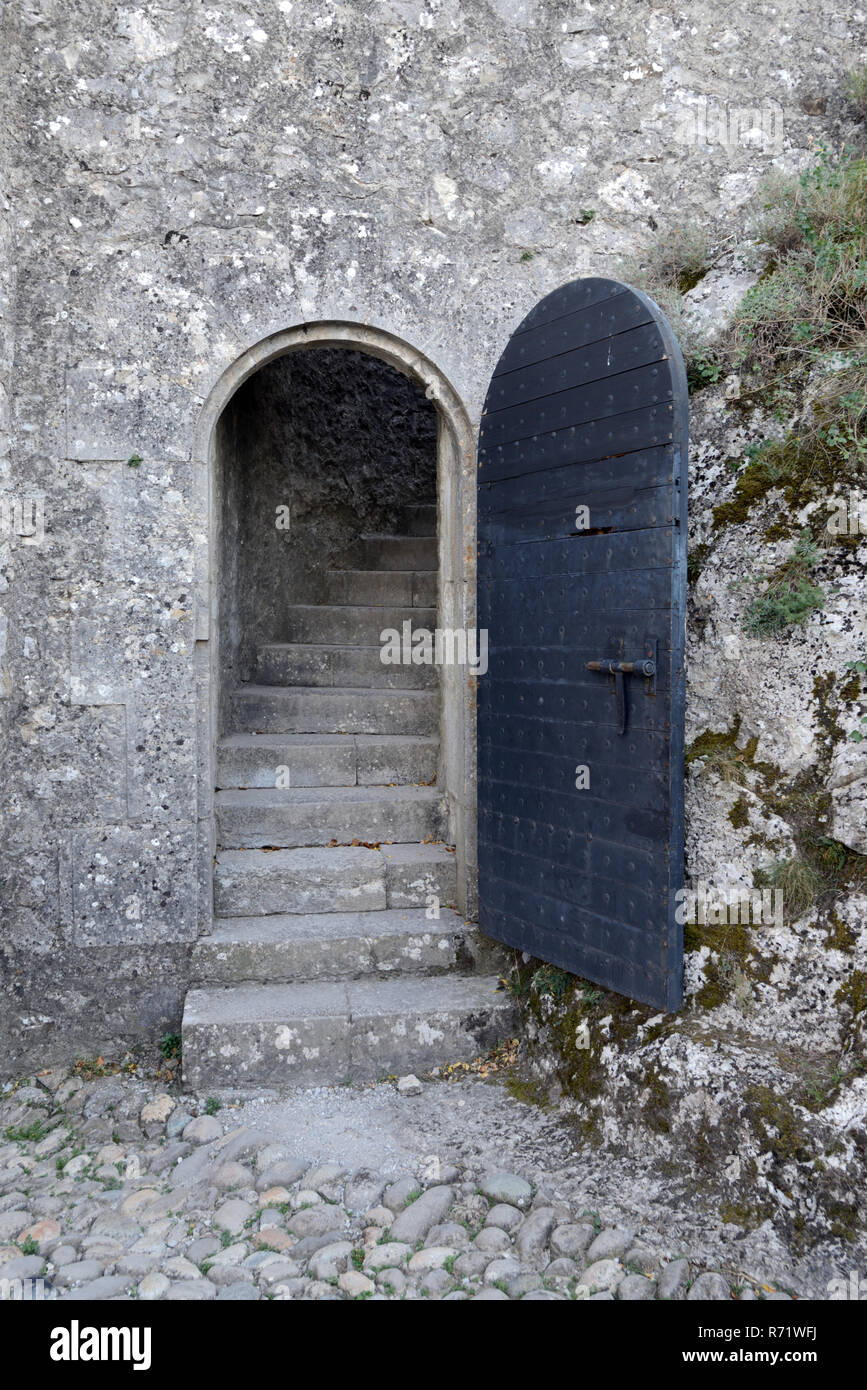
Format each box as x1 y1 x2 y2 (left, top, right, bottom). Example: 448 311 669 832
586 658 656 734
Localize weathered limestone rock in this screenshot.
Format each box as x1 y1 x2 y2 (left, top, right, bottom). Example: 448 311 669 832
479 1173 533 1209
213 1199 255 1236
658 1259 691 1301
617 1274 656 1301
389 1187 455 1245
687 1272 731 1300
550 1224 596 1259
577 1259 625 1294
485 1204 524 1233
586 1228 636 1263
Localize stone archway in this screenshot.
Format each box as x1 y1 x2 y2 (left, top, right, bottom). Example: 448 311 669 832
193 322 479 932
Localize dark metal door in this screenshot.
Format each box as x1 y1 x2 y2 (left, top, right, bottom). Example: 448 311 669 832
477 277 688 1011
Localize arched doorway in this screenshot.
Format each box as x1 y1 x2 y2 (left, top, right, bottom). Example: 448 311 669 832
183 324 511 1088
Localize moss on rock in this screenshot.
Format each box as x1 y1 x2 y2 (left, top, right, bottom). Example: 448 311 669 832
729 795 750 828
745 1084 812 1164
835 968 867 1016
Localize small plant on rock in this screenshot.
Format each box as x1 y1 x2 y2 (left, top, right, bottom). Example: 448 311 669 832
845 65 867 121
735 147 867 371
159 1033 181 1061
618 224 718 391
760 857 823 921
635 224 713 294
743 532 825 636
530 964 573 1000
844 659 867 742
4 1120 49 1144
686 347 724 391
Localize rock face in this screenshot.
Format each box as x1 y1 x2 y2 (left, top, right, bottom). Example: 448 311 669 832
0 0 860 1070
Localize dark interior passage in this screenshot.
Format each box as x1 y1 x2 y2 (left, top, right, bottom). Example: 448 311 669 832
215 347 438 727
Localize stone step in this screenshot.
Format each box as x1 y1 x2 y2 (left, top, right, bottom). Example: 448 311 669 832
397 504 437 537
191 906 476 984
380 841 457 909
214 841 457 916
282 603 436 646
411 570 437 608
214 846 387 917
215 785 445 849
345 535 437 571
230 685 439 735
254 643 438 689
182 974 516 1089
321 569 436 608
356 735 438 786
217 733 438 788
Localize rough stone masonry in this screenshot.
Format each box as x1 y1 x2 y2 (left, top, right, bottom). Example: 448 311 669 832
2 0 867 1297
0 0 859 1063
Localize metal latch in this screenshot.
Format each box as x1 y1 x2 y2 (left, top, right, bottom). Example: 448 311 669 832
586 656 657 735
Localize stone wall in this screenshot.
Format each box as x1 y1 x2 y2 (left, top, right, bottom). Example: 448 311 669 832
0 0 864 1069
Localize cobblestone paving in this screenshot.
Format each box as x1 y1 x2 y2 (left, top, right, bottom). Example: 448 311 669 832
0 1067 798 1301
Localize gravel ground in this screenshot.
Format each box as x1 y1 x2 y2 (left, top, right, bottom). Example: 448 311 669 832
0 1063 845 1301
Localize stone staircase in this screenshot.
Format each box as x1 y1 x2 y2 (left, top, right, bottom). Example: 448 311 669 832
182 505 513 1090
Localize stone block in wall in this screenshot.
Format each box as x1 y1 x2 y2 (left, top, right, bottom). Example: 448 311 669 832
69 617 126 705
124 685 197 824
17 703 127 826
0 838 61 951
0 608 9 697
68 617 197 823
64 455 199 823
829 740 867 857
60 823 197 946
197 816 215 936
66 362 193 462
58 461 126 587
0 942 190 1074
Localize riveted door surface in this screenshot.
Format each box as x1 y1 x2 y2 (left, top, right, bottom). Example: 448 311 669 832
477 277 688 1011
